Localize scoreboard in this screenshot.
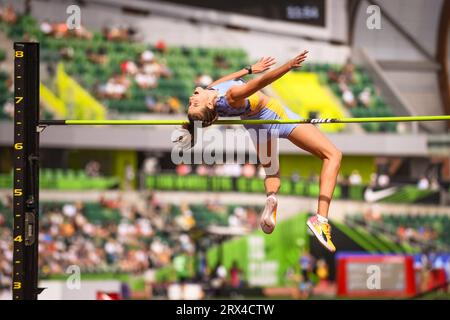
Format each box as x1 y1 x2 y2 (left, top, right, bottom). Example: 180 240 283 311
160 0 327 27
337 253 417 297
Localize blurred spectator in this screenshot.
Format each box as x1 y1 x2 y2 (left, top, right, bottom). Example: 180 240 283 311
121 60 138 75
2 101 14 119
140 50 154 63
59 46 75 60
0 5 17 24
135 72 157 89
417 176 430 190
223 163 241 177
340 60 356 84
103 25 136 42
242 163 256 178
377 173 390 187
176 163 192 176
349 170 362 185
214 55 229 69
195 73 213 88
99 75 130 99
298 249 314 299
230 261 242 288
341 86 357 108
85 160 101 177
40 20 53 35
316 259 329 283
166 96 182 113
154 39 168 54
196 164 210 176
358 87 372 107
87 47 108 65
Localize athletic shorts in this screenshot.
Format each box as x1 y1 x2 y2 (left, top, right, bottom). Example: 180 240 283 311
241 98 301 142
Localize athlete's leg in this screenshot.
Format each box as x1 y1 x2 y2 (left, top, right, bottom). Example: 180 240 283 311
288 124 341 252
257 136 280 195
287 124 342 218
256 136 280 234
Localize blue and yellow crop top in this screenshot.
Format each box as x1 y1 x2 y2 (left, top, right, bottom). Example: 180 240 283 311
210 79 260 117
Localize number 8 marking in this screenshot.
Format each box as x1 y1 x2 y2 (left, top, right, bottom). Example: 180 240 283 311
15 51 24 58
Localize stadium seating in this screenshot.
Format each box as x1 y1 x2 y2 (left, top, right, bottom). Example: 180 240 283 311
0 169 119 190
345 213 450 252
0 14 399 133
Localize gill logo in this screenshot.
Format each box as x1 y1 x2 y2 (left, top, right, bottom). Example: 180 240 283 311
310 118 333 123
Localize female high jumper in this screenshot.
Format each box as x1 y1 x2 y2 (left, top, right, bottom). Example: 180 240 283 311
175 50 342 252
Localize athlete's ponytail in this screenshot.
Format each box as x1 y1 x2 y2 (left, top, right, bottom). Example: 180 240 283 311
172 106 218 149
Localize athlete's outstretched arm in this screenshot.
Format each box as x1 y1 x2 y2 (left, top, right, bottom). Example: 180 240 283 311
207 57 276 88
227 50 308 102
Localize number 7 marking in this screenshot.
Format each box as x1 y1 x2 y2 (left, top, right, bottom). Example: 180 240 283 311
15 97 23 104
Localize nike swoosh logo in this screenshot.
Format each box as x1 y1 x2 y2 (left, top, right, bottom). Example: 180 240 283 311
364 187 398 203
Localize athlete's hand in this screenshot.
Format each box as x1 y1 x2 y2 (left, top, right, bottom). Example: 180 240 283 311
289 50 308 69
251 57 277 74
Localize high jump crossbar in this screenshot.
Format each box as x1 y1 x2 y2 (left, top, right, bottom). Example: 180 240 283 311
38 115 450 127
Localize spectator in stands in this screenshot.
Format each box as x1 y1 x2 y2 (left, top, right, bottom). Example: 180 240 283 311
103 25 136 42
341 85 357 108
166 96 182 113
86 47 108 65
121 60 138 75
195 73 213 88
85 160 101 177
298 249 315 299
229 261 242 288
71 24 93 40
155 39 168 54
196 164 210 176
100 75 130 99
140 50 155 64
377 173 390 187
135 72 157 89
40 20 53 35
59 46 75 60
52 23 69 38
223 163 242 177
340 60 356 85
358 87 372 107
0 5 17 24
176 163 192 176
145 95 157 112
417 175 430 190
2 101 14 119
349 170 362 185
316 258 329 283
214 54 230 69
242 163 256 178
